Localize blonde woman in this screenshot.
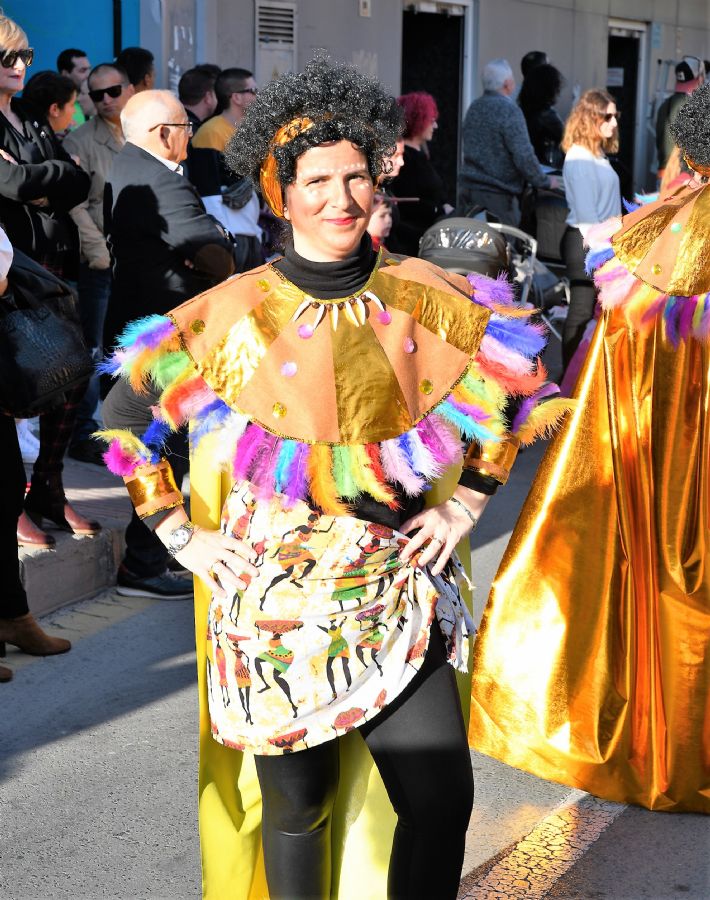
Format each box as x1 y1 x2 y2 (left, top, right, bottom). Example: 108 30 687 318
560 89 621 369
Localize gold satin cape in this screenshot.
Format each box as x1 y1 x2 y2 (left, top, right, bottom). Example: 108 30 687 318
191 455 473 898
469 306 710 813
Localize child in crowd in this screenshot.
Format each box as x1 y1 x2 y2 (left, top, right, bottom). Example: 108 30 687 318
366 192 393 251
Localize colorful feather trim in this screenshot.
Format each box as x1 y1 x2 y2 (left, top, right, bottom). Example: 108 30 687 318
588 232 710 344
97 276 568 510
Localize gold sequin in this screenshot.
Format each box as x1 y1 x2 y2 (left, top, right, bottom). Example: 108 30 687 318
257 278 271 292
419 379 434 395
190 319 205 335
272 402 287 418
651 263 662 275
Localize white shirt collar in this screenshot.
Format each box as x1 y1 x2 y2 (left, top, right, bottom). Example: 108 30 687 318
134 144 184 176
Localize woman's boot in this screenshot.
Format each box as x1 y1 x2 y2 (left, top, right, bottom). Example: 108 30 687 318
0 613 71 656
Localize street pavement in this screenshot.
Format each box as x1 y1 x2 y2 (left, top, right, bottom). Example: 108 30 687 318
2 441 709 899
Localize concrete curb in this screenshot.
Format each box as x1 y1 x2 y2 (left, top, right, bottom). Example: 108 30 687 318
19 520 126 617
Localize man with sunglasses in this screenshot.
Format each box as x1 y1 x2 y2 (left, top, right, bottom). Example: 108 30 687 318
191 67 262 272
63 64 134 466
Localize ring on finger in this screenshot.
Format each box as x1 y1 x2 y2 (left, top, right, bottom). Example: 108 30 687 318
429 536 444 546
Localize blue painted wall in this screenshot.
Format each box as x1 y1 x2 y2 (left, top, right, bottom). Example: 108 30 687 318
4 0 140 74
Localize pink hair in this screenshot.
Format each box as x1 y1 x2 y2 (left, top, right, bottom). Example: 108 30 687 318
397 92 438 139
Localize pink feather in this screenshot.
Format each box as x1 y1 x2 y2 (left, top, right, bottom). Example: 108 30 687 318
103 440 139 476
250 434 279 498
232 423 266 481
479 334 531 375
417 415 463 466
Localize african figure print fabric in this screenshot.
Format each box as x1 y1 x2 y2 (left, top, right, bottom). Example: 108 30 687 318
205 484 474 755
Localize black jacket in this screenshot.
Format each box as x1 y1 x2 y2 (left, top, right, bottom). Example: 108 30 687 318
103 141 234 340
0 98 89 269
389 145 448 257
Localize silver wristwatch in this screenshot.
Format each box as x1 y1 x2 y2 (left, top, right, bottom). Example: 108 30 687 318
166 521 196 557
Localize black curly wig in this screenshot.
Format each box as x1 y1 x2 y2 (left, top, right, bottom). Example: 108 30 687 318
226 54 403 191
670 81 710 167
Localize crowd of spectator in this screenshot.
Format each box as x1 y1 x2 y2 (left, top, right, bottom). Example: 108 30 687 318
0 4 705 683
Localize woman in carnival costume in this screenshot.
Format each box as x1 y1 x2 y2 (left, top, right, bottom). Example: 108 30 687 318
98 56 568 898
470 81 710 815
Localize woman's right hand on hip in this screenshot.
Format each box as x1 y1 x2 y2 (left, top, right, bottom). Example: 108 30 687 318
176 527 260 598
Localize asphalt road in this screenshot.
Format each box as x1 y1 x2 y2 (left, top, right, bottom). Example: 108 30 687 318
2 438 709 900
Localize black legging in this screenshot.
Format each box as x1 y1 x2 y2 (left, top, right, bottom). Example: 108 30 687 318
561 226 597 371
0 415 30 619
254 624 474 900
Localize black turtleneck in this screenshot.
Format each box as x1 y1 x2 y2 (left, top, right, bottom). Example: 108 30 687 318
272 234 378 299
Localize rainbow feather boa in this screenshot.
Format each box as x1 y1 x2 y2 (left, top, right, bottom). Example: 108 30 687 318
587 222 710 346
97 274 570 511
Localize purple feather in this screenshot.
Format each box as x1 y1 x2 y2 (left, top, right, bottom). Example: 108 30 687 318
511 383 560 434
284 444 310 505
250 433 279 496
380 438 425 495
677 297 697 342
467 272 515 308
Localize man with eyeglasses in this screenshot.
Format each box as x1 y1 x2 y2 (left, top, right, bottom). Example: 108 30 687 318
191 67 263 271
63 63 134 466
102 89 234 601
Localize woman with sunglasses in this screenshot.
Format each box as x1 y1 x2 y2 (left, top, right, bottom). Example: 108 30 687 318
0 14 99 559
559 89 621 372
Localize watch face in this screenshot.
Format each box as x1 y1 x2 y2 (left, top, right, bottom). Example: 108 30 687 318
171 526 191 550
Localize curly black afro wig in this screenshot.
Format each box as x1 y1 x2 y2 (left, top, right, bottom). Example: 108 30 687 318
226 54 403 189
670 81 710 167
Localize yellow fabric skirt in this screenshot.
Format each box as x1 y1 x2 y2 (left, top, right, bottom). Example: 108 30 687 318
470 308 710 813
190 457 473 898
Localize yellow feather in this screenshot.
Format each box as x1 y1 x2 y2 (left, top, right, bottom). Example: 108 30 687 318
515 398 576 446
349 445 397 505
307 445 351 515
93 429 152 459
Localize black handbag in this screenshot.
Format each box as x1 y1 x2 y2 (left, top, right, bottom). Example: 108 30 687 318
0 248 92 416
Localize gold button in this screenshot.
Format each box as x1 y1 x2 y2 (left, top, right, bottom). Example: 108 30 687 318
257 278 271 292
272 402 287 418
190 319 205 334
419 379 434 395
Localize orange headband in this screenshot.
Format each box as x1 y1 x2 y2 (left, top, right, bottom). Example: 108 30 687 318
259 116 316 218
684 154 710 178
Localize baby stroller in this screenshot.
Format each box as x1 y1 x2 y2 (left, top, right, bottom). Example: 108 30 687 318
418 216 568 338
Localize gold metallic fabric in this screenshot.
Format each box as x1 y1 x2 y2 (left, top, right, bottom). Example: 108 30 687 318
470 309 710 813
613 182 710 296
464 435 520 485
125 458 183 519
170 257 489 446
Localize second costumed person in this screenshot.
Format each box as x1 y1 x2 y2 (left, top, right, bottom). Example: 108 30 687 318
98 57 569 899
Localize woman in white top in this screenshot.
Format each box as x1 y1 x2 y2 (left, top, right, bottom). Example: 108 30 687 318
560 89 621 369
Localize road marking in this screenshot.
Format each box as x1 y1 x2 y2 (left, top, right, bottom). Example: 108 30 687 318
459 789 626 899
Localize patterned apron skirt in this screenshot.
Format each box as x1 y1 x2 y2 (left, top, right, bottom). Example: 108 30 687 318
205 483 474 755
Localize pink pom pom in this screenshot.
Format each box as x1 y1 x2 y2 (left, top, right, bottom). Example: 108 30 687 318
281 361 298 377
103 440 139 476
298 324 314 339
378 310 392 325
403 337 415 353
